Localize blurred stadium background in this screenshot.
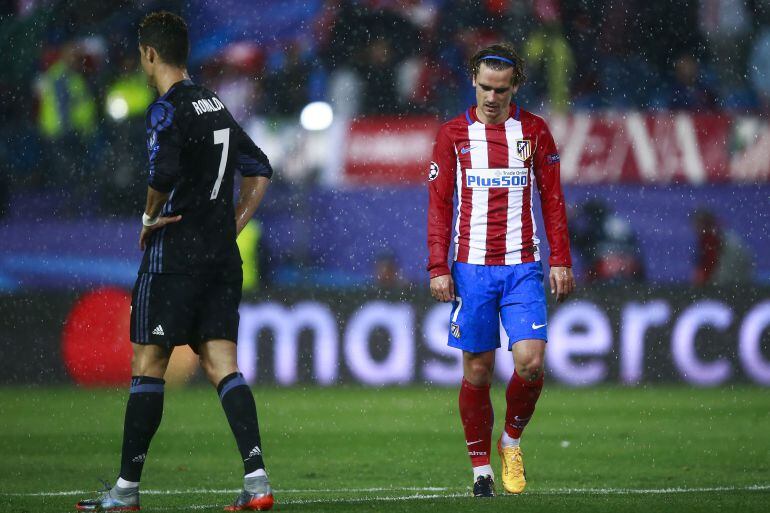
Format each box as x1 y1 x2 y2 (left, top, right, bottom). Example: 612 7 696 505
0 0 767 388
1 1 769 511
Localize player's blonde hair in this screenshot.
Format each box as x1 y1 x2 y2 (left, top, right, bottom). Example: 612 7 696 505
469 43 527 86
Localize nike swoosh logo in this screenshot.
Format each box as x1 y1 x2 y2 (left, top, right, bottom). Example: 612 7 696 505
532 322 547 329
460 146 475 154
466 439 483 446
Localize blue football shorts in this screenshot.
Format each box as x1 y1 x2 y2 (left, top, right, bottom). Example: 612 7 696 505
447 261 548 353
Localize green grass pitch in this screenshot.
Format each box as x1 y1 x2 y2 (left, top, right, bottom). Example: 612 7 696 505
1 385 768 512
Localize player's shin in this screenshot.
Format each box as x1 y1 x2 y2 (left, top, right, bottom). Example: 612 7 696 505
118 376 165 485
217 372 266 475
459 379 494 479
503 371 543 444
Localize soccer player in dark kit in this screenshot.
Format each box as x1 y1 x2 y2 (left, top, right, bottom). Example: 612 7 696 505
76 12 275 512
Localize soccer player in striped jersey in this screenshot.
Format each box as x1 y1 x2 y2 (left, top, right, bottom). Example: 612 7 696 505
427 43 575 497
76 12 274 512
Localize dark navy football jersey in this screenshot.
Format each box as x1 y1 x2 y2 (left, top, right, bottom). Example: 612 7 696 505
139 79 272 274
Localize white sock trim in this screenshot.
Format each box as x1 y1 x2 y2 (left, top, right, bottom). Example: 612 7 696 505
116 477 139 489
472 464 494 481
501 430 520 448
245 468 267 479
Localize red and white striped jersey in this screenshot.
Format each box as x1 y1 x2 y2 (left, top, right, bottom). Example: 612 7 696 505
427 104 572 278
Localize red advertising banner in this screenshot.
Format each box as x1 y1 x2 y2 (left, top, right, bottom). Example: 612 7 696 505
343 116 441 185
341 113 768 184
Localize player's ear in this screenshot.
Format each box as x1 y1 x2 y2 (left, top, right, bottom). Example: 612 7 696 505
141 45 157 64
512 84 520 95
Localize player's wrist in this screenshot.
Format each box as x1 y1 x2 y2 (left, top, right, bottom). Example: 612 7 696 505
429 266 451 279
142 212 159 227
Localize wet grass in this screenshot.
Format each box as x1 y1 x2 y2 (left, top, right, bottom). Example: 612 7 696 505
0 385 768 512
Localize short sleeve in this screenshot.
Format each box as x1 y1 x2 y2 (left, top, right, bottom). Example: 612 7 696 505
235 125 273 179
146 100 182 193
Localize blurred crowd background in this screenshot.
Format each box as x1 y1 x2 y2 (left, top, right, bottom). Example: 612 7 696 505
0 0 768 291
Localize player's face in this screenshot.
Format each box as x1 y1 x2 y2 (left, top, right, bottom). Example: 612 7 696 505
139 45 157 89
473 63 518 124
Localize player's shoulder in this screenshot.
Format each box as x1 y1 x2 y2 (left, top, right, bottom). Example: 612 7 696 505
517 105 551 132
145 80 198 129
160 81 228 115
146 98 176 131
442 108 473 129
181 83 235 123
436 109 472 140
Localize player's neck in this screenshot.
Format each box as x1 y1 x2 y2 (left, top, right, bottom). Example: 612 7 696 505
475 106 509 125
155 67 190 97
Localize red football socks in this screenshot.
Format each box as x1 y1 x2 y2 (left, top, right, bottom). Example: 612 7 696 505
459 378 494 467
504 371 544 439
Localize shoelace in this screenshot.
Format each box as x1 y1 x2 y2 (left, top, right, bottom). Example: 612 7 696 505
510 452 524 478
98 478 113 496
503 449 524 478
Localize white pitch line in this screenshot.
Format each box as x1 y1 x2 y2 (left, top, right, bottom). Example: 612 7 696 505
531 484 770 495
279 492 471 505
144 485 770 509
4 484 769 498
148 494 474 510
0 486 452 497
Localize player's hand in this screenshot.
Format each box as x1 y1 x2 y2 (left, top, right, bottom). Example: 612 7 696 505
549 266 575 303
430 274 455 302
139 215 182 251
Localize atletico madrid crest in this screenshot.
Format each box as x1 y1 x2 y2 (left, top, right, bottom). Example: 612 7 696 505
514 139 531 161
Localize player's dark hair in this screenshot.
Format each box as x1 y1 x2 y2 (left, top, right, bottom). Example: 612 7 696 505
138 11 189 67
469 43 526 86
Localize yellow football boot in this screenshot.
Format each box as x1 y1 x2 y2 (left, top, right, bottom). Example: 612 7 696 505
497 439 526 494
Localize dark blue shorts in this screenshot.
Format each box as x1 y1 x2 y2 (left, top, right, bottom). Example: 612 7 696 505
447 261 547 353
130 271 242 353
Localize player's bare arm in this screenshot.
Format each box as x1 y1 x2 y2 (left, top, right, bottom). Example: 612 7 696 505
235 176 269 236
430 274 455 302
139 185 182 250
549 266 575 303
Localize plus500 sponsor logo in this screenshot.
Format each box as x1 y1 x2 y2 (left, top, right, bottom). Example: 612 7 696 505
236 298 770 387
466 168 528 189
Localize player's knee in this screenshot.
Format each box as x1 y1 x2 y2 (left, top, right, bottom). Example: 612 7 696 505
516 355 544 381
131 352 168 378
199 357 219 385
199 356 237 386
464 359 494 386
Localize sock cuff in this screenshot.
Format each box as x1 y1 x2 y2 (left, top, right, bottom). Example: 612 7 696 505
218 372 248 400
129 375 165 394
512 370 544 388
461 378 491 391
472 464 494 481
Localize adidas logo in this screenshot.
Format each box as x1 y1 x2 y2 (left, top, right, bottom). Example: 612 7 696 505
248 445 262 458
132 453 146 463
152 325 165 336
